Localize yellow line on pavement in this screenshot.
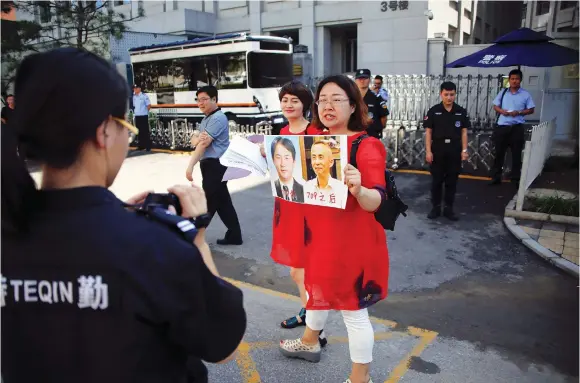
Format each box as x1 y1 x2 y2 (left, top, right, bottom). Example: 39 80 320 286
235 342 261 383
384 328 438 383
390 168 509 182
226 277 439 383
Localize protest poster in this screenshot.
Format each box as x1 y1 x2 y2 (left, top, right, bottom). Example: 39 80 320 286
264 135 349 209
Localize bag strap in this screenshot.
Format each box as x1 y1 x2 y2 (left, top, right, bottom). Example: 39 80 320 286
496 88 508 123
349 133 369 168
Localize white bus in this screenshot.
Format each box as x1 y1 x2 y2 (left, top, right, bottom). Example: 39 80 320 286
127 33 293 134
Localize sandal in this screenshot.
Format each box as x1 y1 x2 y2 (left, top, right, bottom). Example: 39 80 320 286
280 307 306 329
279 338 321 363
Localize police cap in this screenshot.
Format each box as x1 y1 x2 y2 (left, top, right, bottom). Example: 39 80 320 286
355 69 371 79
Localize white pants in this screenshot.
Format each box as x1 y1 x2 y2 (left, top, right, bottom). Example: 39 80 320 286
306 309 374 364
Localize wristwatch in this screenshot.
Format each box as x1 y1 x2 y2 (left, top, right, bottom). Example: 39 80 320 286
192 213 211 229
462 149 468 153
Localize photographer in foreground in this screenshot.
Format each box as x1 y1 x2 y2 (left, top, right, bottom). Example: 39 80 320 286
1 48 246 383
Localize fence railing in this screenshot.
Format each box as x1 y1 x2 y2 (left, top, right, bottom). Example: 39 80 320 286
137 119 273 150
309 74 505 131
137 120 521 177
515 118 558 211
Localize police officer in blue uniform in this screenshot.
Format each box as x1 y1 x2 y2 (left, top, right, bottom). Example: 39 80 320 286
1 48 246 383
132 83 152 151
424 81 470 221
354 69 389 139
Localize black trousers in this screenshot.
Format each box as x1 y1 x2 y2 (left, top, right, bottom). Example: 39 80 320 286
430 140 461 208
135 115 151 150
200 158 242 240
491 124 524 181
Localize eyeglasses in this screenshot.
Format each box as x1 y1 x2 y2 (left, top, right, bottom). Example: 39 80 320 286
315 98 350 107
113 117 139 143
196 97 211 103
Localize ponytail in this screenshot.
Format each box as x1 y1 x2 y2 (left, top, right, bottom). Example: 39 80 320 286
1 126 38 234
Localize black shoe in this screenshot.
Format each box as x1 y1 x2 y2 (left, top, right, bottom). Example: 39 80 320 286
281 308 306 329
443 207 459 221
427 207 441 219
488 178 501 186
319 329 327 348
216 237 243 245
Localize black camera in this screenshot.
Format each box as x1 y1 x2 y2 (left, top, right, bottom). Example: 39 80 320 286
141 193 182 216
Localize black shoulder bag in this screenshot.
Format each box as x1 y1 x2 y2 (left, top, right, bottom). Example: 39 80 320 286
350 134 408 231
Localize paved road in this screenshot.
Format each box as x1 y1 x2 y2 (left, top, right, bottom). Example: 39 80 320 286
33 152 579 382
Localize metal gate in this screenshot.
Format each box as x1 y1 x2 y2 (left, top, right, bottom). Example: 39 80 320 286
309 74 505 131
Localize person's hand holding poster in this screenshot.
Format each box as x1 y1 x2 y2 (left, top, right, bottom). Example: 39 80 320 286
264 135 348 209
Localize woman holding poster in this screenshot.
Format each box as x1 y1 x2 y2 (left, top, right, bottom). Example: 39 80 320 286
268 81 326 345
278 75 389 383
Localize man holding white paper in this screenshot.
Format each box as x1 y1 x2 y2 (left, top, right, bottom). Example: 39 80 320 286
186 85 243 245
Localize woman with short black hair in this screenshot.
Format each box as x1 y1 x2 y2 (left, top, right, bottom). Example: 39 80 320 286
1 47 247 383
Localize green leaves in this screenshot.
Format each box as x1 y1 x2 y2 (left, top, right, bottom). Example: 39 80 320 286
1 0 145 96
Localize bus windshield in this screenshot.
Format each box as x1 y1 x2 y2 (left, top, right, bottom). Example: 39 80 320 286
247 52 293 88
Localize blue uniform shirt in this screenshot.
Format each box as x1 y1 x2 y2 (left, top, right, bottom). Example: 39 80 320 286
493 87 535 126
199 108 230 160
373 88 389 104
132 92 151 116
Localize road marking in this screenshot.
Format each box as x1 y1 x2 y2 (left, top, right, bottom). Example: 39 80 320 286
390 168 510 182
235 342 261 383
225 278 439 383
128 149 507 182
385 327 438 383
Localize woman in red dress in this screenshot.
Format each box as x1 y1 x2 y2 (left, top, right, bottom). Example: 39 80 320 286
279 75 389 383
268 82 325 339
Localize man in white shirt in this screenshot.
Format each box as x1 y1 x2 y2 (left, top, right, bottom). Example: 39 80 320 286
304 141 346 208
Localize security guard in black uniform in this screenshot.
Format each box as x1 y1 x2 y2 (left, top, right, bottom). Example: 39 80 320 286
424 81 470 221
354 69 389 139
1 48 247 383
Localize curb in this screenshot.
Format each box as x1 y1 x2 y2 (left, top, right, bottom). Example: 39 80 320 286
504 196 579 278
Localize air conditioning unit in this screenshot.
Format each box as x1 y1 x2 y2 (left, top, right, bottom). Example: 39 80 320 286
294 44 308 53
434 32 446 38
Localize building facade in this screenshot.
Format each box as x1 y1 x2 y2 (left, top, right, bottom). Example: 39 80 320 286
110 0 521 77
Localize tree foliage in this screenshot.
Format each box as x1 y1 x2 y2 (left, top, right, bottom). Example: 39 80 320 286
1 0 145 96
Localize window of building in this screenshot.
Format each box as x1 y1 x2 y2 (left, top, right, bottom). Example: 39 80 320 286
560 1 576 10
463 32 470 44
557 25 579 32
521 3 527 21
535 1 550 15
448 25 458 44
114 0 130 6
449 0 458 11
38 2 51 23
463 9 471 19
474 37 481 44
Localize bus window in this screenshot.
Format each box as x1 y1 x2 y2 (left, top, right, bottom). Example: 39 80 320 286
247 52 292 88
190 56 219 89
173 58 194 91
218 53 247 90
133 59 175 104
